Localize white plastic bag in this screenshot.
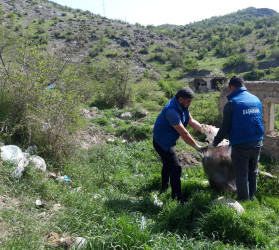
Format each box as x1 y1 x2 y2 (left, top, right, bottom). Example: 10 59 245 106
29 155 46 172
0 145 24 164
11 157 30 178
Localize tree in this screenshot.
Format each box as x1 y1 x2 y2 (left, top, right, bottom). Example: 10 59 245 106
0 22 88 160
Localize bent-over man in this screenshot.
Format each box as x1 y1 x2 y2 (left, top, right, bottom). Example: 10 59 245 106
153 87 205 202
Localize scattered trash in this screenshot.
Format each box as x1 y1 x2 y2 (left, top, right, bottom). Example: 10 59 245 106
258 170 277 179
140 216 146 230
0 145 24 164
0 144 47 178
46 84 55 91
122 139 127 143
10 158 29 178
55 175 73 185
107 138 115 143
25 145 37 155
42 122 51 132
35 199 45 208
53 203 62 211
120 112 132 119
202 180 209 185
49 172 57 179
38 212 46 218
153 194 163 208
202 145 236 192
45 232 75 248
75 237 87 249
29 155 46 172
200 125 236 192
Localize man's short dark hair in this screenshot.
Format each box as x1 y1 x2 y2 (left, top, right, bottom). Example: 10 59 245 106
175 87 195 99
229 75 244 89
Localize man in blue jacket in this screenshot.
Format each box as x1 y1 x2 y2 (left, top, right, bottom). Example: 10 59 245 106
209 75 264 200
153 87 206 202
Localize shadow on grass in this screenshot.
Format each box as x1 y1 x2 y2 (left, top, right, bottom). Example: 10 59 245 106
104 198 161 216
136 174 161 196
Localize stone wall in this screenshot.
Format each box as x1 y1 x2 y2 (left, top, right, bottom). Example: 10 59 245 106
218 81 279 160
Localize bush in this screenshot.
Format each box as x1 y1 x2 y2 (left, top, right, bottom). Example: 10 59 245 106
222 54 247 70
272 66 279 80
0 29 88 160
183 58 198 73
243 69 265 80
88 57 133 109
190 92 222 127
157 80 186 99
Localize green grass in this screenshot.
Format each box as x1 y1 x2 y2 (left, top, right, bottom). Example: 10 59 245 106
1 92 279 249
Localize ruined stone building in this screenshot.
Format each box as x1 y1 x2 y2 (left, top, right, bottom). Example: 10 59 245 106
219 81 279 160
189 77 226 92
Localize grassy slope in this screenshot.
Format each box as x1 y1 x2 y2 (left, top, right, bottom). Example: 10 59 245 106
0 89 278 249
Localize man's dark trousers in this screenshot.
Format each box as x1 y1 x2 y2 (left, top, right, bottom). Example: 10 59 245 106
153 139 182 201
231 147 261 200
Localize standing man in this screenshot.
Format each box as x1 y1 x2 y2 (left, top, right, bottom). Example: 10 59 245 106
209 75 264 200
153 87 206 202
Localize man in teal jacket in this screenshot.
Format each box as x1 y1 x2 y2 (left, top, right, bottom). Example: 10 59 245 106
209 75 264 200
153 87 205 202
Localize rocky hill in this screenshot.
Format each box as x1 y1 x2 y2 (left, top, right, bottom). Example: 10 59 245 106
1 0 279 80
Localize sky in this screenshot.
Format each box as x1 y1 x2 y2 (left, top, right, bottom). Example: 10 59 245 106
51 0 279 26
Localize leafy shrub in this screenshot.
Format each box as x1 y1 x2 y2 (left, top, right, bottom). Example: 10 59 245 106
272 66 279 80
243 69 265 80
183 58 198 73
147 52 168 64
190 92 222 128
0 29 88 160
222 54 247 70
157 80 186 99
88 57 133 109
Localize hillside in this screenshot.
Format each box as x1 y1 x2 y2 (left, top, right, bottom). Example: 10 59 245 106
2 0 279 81
0 0 182 79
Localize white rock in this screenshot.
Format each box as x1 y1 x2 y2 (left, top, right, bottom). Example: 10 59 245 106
214 196 245 214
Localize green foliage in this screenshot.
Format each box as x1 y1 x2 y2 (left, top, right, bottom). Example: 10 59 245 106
195 204 268 246
243 69 265 80
116 124 152 141
272 66 279 80
157 79 186 99
190 92 222 127
88 57 133 109
183 58 198 73
0 29 88 160
223 54 247 70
